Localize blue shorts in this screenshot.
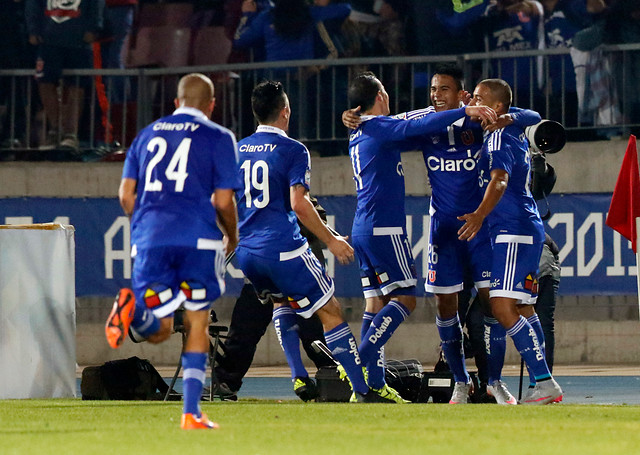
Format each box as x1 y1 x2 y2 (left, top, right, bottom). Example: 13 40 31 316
132 245 225 319
235 243 334 319
37 44 93 86
490 234 543 304
425 214 492 294
352 227 417 299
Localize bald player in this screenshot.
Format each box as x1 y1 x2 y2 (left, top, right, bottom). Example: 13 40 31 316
458 78 562 405
106 73 240 428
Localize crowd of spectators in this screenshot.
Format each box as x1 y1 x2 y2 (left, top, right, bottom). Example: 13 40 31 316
0 0 639 154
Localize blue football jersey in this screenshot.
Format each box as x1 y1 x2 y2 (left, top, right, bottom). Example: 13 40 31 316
395 106 541 217
236 125 310 257
348 108 470 235
122 107 240 251
478 125 545 241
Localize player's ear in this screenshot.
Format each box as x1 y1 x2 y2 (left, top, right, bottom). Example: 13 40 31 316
174 98 180 109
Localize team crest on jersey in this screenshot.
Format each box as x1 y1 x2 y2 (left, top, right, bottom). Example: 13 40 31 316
461 129 475 146
428 270 436 283
524 274 539 294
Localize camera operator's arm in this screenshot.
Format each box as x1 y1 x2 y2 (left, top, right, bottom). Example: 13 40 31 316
531 153 556 200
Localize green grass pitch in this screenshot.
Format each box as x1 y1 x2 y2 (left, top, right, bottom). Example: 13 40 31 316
1 399 639 455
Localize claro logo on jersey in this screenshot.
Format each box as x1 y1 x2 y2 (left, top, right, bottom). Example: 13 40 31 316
426 150 476 172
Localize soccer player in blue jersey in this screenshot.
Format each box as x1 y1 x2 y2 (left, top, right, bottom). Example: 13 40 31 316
458 78 563 405
346 71 497 403
235 80 388 402
105 73 240 428
343 65 540 404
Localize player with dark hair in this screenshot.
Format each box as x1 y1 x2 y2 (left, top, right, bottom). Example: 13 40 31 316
458 78 563 405
344 63 541 404
235 80 388 402
105 73 239 429
345 71 498 403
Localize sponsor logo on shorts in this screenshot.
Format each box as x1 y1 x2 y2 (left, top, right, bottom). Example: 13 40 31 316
428 270 436 283
524 274 539 294
491 278 501 289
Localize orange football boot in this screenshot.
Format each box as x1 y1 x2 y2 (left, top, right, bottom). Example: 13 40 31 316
181 413 220 430
105 288 135 349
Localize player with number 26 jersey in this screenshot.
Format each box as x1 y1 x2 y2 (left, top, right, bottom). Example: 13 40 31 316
123 106 240 252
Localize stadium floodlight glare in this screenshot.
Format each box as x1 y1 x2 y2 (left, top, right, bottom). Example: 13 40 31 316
525 120 566 154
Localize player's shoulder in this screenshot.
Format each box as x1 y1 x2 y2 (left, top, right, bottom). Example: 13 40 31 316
392 106 436 121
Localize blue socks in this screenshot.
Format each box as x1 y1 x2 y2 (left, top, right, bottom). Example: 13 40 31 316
436 314 469 384
526 313 547 386
484 317 507 384
325 322 368 394
359 301 410 369
272 306 307 379
507 316 551 382
361 311 385 389
131 303 160 339
182 352 207 417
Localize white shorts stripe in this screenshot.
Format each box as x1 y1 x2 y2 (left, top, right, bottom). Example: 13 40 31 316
391 234 412 280
301 250 331 294
373 227 403 236
279 242 309 261
495 234 533 244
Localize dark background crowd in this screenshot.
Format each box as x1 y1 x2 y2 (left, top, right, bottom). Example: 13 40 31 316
0 0 639 157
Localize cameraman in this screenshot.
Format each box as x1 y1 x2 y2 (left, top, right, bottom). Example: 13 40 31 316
530 151 561 372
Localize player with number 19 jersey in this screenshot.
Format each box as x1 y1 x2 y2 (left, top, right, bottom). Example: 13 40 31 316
236 125 310 257
122 106 240 252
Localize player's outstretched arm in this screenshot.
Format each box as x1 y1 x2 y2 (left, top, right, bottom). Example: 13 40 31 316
212 189 239 255
290 184 354 265
457 169 508 241
118 178 137 216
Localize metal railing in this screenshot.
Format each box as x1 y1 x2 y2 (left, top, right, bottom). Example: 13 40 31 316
0 43 638 159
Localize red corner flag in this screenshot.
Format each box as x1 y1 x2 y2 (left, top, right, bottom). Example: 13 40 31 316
606 135 640 253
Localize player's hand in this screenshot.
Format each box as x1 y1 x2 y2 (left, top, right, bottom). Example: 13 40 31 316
223 234 238 256
342 106 362 130
465 105 497 125
461 90 472 106
457 212 485 241
484 113 513 132
328 235 355 265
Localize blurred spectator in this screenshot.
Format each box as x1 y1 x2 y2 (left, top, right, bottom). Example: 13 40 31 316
233 0 350 65
483 0 546 110
0 0 32 149
25 0 104 150
100 0 137 102
349 0 409 57
233 0 350 138
541 0 595 127
571 0 639 130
